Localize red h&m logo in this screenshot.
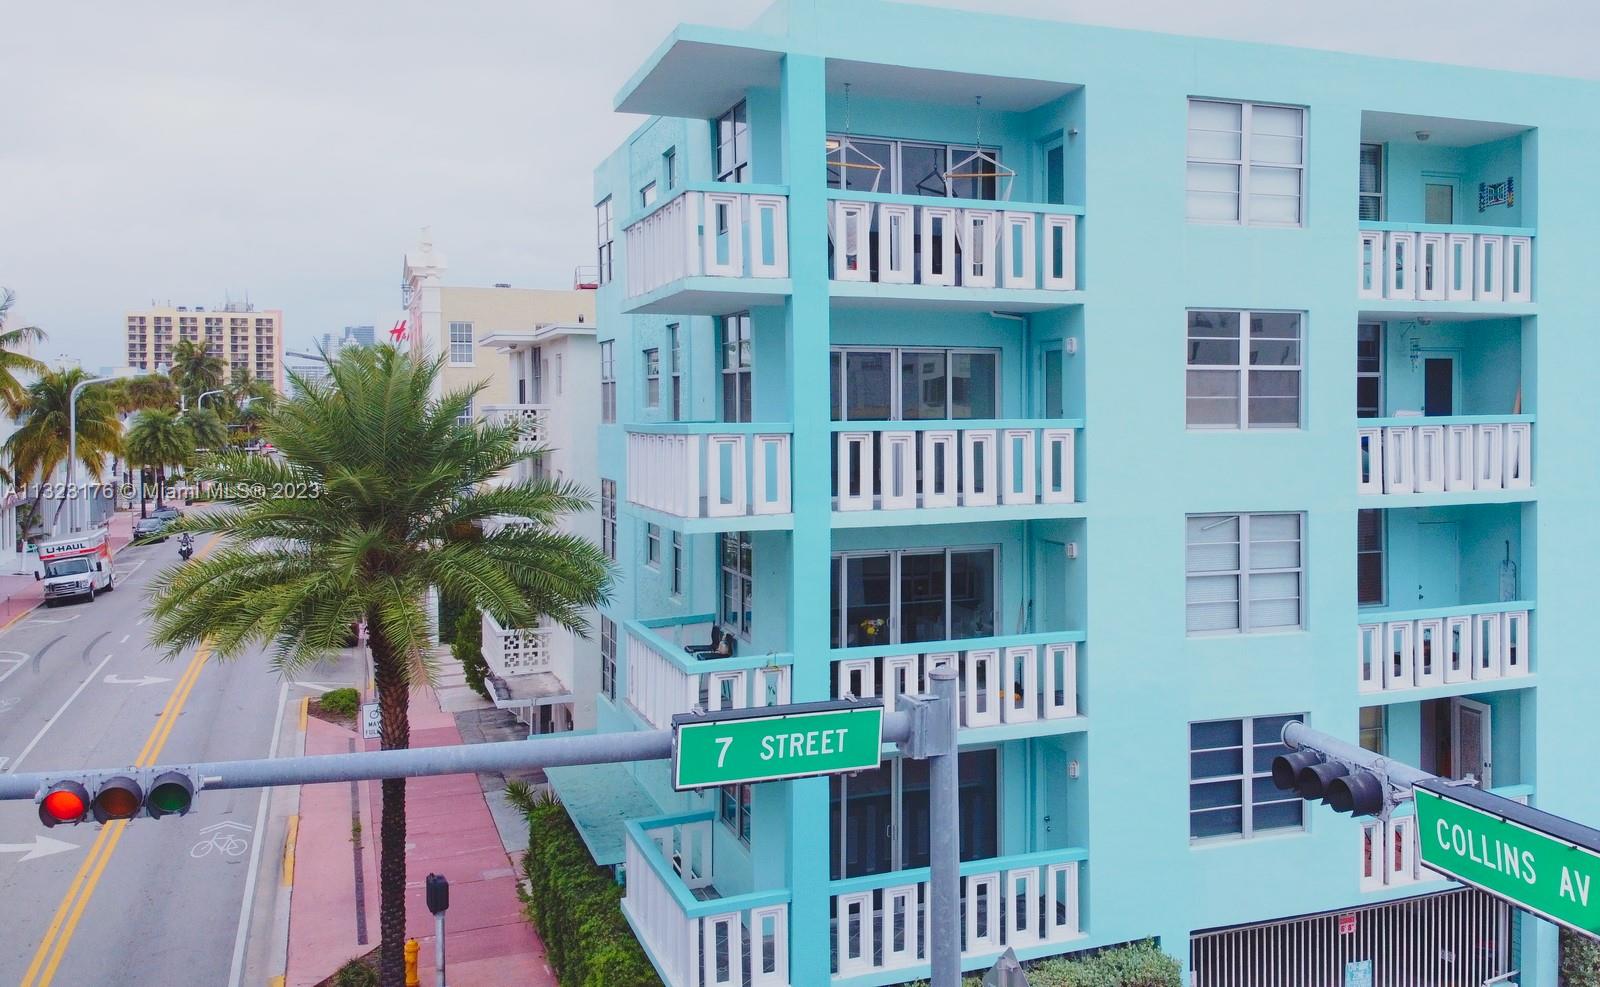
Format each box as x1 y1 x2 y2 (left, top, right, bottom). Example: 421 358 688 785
389 319 408 342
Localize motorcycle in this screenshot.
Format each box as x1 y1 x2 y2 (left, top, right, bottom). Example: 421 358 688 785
177 535 194 562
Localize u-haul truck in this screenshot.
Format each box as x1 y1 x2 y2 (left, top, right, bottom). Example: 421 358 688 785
35 529 114 605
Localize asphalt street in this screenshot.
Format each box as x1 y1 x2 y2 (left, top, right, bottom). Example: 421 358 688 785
0 534 325 986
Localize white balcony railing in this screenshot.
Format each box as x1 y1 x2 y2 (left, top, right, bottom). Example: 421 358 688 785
624 617 792 731
624 812 791 987
483 403 549 446
1361 785 1531 891
831 849 1085 978
833 634 1081 732
1357 418 1532 496
1358 603 1531 695
625 187 789 299
483 612 553 677
827 193 1078 291
1357 226 1532 303
628 427 792 519
834 423 1078 512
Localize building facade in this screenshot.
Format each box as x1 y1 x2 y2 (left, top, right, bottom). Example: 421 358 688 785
558 2 1600 983
124 303 285 393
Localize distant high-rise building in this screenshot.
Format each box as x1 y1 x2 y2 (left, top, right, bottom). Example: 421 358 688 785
344 325 376 347
125 302 284 393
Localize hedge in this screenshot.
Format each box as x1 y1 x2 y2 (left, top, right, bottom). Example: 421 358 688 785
452 607 491 701
437 592 465 645
1563 926 1600 986
509 786 662 987
911 940 1180 987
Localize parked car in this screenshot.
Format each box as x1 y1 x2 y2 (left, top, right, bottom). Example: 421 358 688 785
133 507 183 543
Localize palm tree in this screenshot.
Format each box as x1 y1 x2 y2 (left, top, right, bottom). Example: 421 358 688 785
125 410 192 513
170 339 225 406
146 345 611 987
0 289 48 417
110 373 180 415
5 368 122 527
184 406 227 452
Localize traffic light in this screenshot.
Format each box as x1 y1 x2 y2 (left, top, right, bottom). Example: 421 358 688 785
1270 749 1387 817
35 768 200 827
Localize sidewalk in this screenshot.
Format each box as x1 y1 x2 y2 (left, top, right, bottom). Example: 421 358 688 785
0 511 136 628
284 683 557 987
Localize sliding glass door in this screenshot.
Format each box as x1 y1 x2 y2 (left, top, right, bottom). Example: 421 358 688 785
832 346 1000 422
831 749 1000 880
832 547 999 648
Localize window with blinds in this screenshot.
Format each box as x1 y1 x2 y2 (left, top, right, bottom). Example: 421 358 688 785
1190 713 1305 841
1186 513 1304 634
1358 509 1385 606
1187 99 1306 226
1359 142 1384 221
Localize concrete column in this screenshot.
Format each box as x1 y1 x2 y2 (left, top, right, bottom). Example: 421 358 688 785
778 50 834 987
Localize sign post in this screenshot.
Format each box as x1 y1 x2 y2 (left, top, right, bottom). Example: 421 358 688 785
1414 779 1600 937
671 700 884 791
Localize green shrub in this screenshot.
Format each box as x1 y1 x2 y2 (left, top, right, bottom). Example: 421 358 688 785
331 957 378 987
911 941 1180 987
1563 926 1600 986
320 687 360 718
507 785 661 987
453 607 491 701
437 592 465 645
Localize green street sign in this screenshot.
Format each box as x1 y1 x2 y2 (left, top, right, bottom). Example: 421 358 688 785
1415 781 1600 937
672 700 884 791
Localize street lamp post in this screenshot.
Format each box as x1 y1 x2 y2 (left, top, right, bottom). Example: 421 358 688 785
67 376 118 534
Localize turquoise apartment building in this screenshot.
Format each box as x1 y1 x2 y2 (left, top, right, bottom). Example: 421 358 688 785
545 1 1600 983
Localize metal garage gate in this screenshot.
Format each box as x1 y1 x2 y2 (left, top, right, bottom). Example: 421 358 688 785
1190 889 1514 987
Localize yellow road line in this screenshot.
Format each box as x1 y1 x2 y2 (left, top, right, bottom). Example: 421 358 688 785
281 815 299 887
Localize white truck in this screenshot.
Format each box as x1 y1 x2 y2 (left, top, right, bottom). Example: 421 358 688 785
35 529 115 605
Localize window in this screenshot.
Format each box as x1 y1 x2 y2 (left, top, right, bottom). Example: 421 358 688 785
1186 310 1302 429
1187 99 1305 226
1359 706 1387 755
642 347 660 408
721 313 752 423
715 101 750 183
1359 143 1384 221
832 750 998 879
600 479 616 561
663 148 677 190
831 548 997 648
1357 323 1383 419
600 615 617 701
1358 509 1384 607
448 321 474 365
456 397 474 426
667 324 682 421
530 346 544 404
640 181 657 208
644 522 661 568
830 346 999 421
720 783 752 844
670 531 683 597
1186 513 1303 634
595 196 614 285
1190 714 1305 842
720 532 754 640
824 136 1004 201
599 341 616 424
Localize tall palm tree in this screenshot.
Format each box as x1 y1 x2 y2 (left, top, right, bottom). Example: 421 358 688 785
110 373 180 414
170 339 225 406
5 368 122 526
183 406 227 452
125 409 192 512
0 289 48 418
146 345 611 987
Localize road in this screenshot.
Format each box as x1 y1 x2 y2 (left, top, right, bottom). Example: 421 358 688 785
0 534 317 986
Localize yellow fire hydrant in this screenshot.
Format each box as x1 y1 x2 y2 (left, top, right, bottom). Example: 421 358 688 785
404 939 421 986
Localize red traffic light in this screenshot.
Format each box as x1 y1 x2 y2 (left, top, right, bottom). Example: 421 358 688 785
38 782 91 827
92 776 144 823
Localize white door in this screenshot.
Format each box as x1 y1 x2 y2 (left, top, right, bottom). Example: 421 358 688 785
1451 698 1492 789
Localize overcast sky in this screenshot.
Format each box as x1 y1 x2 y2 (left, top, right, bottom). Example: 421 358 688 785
3 0 1596 367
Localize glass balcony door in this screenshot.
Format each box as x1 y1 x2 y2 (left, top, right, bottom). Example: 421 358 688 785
832 548 998 648
830 749 999 880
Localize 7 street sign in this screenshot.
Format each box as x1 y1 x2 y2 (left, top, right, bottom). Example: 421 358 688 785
672 700 884 791
1415 780 1600 937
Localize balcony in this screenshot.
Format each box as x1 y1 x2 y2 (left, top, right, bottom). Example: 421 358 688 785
623 812 791 987
626 424 793 531
622 184 791 315
832 421 1081 526
826 192 1080 311
623 615 793 731
1357 225 1533 306
482 403 549 446
831 847 1086 979
832 632 1084 744
1360 784 1531 891
483 612 554 677
1356 417 1532 503
1357 602 1531 698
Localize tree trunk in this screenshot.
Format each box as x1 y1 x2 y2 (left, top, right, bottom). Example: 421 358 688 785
370 621 413 987
154 465 165 510
139 469 148 519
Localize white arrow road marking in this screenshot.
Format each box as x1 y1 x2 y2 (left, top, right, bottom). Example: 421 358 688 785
0 835 78 862
23 615 79 625
200 820 254 835
0 652 26 689
103 674 170 687
4 652 117 774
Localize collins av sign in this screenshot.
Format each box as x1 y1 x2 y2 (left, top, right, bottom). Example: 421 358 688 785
671 700 884 791
1415 779 1600 937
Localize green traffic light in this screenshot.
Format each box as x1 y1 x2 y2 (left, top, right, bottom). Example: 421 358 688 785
145 771 195 818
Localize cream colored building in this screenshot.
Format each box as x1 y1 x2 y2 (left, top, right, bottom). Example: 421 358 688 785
125 303 285 393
